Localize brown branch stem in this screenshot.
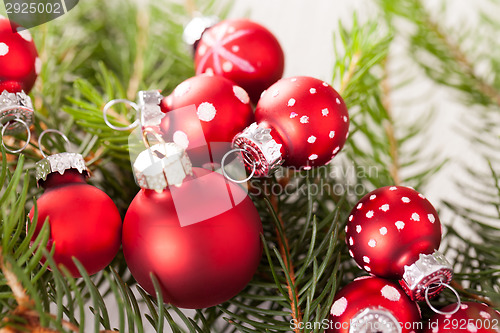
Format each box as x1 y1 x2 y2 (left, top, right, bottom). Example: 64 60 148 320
339 51 361 95
268 177 303 332
126 9 149 101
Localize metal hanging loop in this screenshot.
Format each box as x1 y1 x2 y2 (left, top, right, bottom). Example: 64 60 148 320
103 99 140 131
38 129 70 158
425 280 461 315
220 148 257 183
1 118 31 154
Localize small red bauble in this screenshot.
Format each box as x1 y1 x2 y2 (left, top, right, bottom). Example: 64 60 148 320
122 144 262 309
160 75 254 166
0 17 39 93
29 154 122 277
346 186 452 301
327 276 421 333
194 18 284 103
232 76 349 176
424 302 500 333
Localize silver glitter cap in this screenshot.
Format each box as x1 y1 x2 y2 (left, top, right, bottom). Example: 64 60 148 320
232 122 284 177
182 15 219 51
400 250 453 301
35 152 90 185
138 90 165 128
133 142 193 191
349 307 401 333
0 90 34 134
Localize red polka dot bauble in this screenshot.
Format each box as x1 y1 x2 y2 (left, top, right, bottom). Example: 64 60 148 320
0 17 39 93
424 302 500 333
194 18 284 103
346 186 453 301
160 75 254 167
122 143 263 309
327 276 421 333
29 154 122 277
232 76 349 176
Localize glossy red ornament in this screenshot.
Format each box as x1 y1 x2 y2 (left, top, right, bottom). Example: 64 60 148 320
327 276 421 333
160 75 254 166
0 17 39 93
194 18 284 103
122 158 263 309
233 76 349 176
29 165 122 278
424 302 500 333
346 186 452 301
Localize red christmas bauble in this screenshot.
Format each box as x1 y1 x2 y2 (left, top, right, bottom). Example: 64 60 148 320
424 302 500 333
327 276 421 333
29 169 122 277
346 186 442 278
160 75 254 166
233 76 348 175
194 18 284 103
122 167 263 309
0 18 39 93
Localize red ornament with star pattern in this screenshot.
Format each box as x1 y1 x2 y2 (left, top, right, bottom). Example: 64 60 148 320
424 302 500 333
255 76 349 169
194 18 284 103
327 276 421 333
346 186 442 279
0 17 40 93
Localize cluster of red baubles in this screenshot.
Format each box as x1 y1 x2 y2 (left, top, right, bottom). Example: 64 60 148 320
21 16 350 311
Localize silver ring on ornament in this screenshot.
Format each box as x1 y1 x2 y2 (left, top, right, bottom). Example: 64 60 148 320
103 99 140 131
425 281 461 315
221 148 256 183
1 118 31 154
38 129 70 158
142 127 166 148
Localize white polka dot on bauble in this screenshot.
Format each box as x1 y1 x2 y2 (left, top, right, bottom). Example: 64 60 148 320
395 221 405 230
370 195 376 200
300 116 309 124
233 85 250 104
308 154 318 160
411 213 420 221
204 68 214 75
330 297 348 316
17 28 32 42
329 131 335 138
307 136 316 143
322 82 329 87
336 98 341 104
332 147 340 155
364 265 371 272
322 108 329 116
173 130 189 149
287 98 296 106
479 311 491 319
0 43 9 56
349 215 353 222
389 186 397 191
428 214 436 223
363 256 370 263
196 102 217 122
290 112 298 119
379 204 389 212
366 211 374 218
381 285 401 301
222 61 233 72
272 89 279 97
349 237 354 246
357 203 363 209
467 323 477 333
401 197 410 203
368 239 377 247
310 88 316 94
379 227 387 235
356 225 362 233
231 45 239 52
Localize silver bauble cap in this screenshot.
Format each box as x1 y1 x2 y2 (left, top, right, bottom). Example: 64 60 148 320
182 15 219 50
400 250 453 301
35 152 90 185
133 142 193 191
232 122 284 177
0 90 34 134
138 90 164 128
349 307 401 333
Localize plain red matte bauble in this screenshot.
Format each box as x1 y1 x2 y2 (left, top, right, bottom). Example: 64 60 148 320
194 18 284 103
29 170 122 277
0 17 39 93
327 276 421 333
160 75 254 166
346 186 442 279
424 302 500 333
255 76 349 169
122 167 263 309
